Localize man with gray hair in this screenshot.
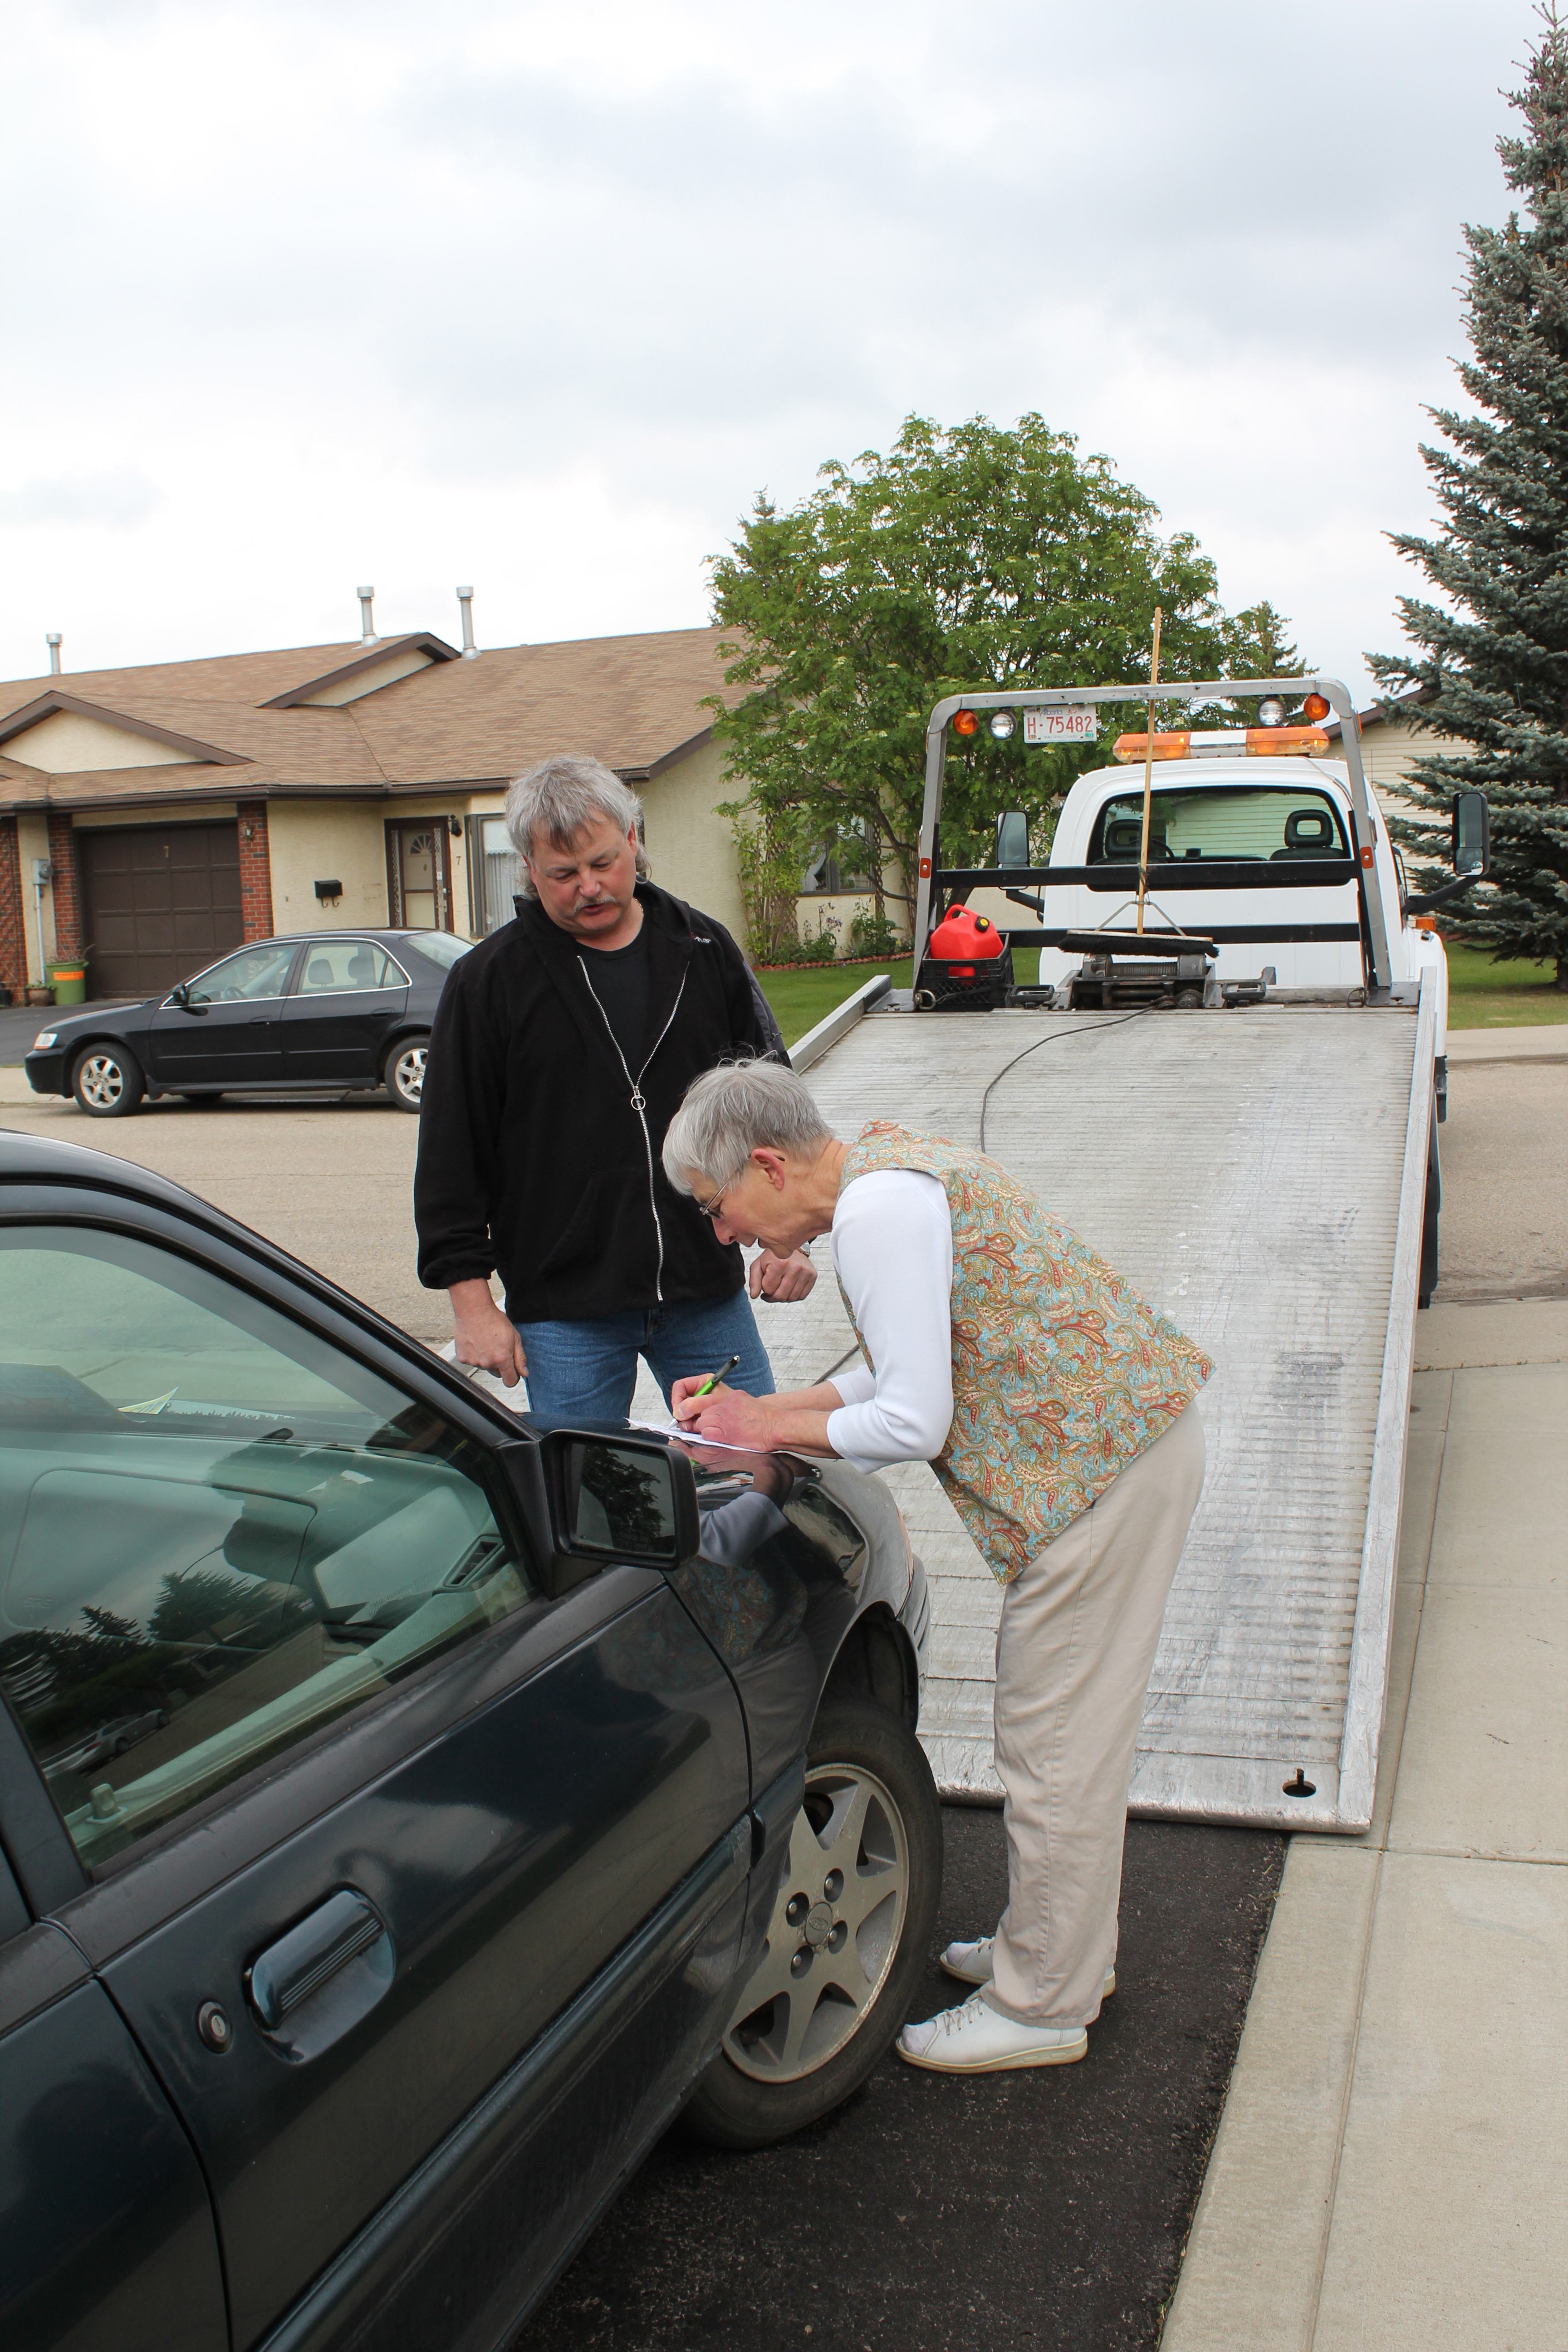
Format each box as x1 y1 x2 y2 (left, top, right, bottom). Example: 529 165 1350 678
414 752 815 1421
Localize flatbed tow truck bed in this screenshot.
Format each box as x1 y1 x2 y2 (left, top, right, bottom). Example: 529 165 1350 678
740 972 1437 1834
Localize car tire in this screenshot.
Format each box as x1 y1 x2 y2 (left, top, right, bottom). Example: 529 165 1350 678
683 1699 941 2151
72 1043 146 1118
384 1034 428 1112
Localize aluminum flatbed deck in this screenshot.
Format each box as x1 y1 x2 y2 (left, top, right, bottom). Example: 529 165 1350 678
732 977 1436 1833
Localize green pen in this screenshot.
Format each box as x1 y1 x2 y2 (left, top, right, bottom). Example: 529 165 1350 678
693 1353 740 1399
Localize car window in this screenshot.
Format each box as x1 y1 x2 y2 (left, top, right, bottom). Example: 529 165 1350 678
0 1225 534 1871
407 932 475 970
1089 786 1349 864
186 943 299 1004
294 941 405 995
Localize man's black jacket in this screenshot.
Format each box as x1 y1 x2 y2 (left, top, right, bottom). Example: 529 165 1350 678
415 883 779 1322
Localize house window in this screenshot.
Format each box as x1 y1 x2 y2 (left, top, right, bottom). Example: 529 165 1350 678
800 829 872 895
469 815 522 935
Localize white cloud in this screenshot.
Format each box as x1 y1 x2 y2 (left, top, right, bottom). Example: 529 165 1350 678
0 0 1541 699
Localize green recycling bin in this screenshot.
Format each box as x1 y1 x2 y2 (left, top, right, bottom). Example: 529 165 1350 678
46 959 86 1005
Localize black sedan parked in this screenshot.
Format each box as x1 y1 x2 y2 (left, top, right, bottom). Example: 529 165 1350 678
22 928 471 1116
0 1131 937 2352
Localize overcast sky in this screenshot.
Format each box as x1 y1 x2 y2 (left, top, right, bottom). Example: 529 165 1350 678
0 0 1541 701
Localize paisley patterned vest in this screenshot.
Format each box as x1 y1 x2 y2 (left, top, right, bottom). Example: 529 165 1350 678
837 1122 1211 1583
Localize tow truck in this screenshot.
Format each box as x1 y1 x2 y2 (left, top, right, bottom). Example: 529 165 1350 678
743 675 1490 1833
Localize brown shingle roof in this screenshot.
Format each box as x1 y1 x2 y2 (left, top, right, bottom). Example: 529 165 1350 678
0 624 737 814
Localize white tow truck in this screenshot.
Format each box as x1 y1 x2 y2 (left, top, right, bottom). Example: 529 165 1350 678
747 675 1491 1833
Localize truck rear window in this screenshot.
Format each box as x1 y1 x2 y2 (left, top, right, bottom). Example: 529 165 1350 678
1089 786 1349 864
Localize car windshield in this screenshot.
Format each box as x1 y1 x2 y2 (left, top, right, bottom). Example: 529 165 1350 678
406 933 475 970
1089 785 1349 863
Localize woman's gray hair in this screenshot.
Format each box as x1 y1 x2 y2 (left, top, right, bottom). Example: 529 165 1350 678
506 753 650 897
663 1059 835 1195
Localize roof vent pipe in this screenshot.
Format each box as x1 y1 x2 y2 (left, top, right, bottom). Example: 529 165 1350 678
456 586 479 659
45 632 62 675
357 585 376 644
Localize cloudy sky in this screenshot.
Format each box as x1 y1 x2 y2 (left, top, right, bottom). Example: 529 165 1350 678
0 0 1540 699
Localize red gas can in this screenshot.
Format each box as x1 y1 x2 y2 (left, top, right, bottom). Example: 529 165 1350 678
927 906 1006 961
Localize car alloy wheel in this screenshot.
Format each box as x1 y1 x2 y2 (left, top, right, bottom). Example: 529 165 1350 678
72 1046 145 1118
386 1038 427 1112
725 1761 909 2084
683 1697 941 2149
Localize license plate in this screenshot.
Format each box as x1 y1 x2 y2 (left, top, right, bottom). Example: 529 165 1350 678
1024 707 1098 743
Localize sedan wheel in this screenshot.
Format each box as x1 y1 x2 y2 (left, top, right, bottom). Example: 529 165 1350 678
385 1035 428 1112
684 1698 941 2149
72 1044 146 1119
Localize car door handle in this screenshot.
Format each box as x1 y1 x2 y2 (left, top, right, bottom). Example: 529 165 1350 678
248 1015 271 1025
245 1890 395 2055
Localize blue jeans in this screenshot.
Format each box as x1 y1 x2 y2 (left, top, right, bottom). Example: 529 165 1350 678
514 1289 774 1424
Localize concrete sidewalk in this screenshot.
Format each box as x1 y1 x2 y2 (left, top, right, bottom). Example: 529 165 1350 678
1162 1298 1568 2352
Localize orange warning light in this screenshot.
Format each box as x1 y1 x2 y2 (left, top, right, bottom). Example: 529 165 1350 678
1302 691 1331 723
952 709 979 736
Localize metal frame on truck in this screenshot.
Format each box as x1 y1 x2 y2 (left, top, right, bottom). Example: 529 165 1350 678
911 674 1396 994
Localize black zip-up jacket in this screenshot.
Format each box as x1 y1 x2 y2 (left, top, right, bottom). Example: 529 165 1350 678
415 883 781 1322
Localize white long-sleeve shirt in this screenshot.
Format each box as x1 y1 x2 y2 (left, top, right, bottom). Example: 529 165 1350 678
823 1168 955 1471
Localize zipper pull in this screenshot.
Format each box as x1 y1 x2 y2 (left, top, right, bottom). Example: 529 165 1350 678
631 1087 646 1112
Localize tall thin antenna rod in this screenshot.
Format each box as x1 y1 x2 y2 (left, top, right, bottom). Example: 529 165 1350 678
1135 606 1163 934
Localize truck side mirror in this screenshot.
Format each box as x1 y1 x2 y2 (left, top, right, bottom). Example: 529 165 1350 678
1452 790 1490 878
995 810 1030 868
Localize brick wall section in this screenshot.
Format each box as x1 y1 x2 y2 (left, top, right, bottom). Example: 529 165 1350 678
238 800 274 941
0 817 25 995
45 813 83 958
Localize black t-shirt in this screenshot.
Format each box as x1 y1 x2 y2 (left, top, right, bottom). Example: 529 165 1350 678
578 928 650 1071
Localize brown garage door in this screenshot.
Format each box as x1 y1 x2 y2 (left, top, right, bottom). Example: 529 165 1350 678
79 823 244 1000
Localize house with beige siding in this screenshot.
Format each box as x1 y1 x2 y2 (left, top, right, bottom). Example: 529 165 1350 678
0 618 760 1003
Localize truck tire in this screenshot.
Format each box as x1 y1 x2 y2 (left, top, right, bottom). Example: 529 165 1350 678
683 1699 941 2151
72 1043 146 1119
1419 1102 1441 1308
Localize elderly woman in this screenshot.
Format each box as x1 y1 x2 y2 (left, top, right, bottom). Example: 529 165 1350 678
664 1058 1210 2078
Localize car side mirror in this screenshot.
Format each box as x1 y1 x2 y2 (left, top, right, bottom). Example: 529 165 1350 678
1452 790 1490 878
170 981 191 1007
995 810 1030 869
499 1431 700 1598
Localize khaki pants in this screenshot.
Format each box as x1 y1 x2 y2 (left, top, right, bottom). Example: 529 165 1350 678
985 1403 1206 2028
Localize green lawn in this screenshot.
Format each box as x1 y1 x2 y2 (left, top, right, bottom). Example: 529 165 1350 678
758 941 1567 1043
1443 942 1568 1028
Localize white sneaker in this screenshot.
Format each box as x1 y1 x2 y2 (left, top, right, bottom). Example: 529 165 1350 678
939 1937 1116 2001
897 1988 1088 2073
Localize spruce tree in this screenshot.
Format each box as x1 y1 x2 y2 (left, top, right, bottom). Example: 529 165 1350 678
1371 3 1568 987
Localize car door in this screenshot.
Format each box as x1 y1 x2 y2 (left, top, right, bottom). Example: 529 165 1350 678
147 940 300 1088
280 938 410 1084
0 1205 750 2352
0 1771 229 2352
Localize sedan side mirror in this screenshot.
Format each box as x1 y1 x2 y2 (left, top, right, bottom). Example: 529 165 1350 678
501 1431 701 1597
169 981 191 1007
1452 790 1490 878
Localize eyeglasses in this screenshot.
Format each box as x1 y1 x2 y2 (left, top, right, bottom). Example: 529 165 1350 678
696 1180 730 1223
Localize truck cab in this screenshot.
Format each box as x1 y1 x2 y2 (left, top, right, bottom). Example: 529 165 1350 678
1025 752 1450 1052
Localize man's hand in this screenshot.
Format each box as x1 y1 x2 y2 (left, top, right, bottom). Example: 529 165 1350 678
670 1380 774 1449
449 1279 527 1387
749 1248 817 1303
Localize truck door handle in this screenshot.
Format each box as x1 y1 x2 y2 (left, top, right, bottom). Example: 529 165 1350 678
245 1890 394 2056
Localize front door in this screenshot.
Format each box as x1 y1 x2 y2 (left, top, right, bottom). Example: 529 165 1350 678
0 1214 749 2349
147 939 299 1087
280 936 409 1083
387 822 451 932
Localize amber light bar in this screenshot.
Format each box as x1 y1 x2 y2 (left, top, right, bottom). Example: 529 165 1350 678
1112 726 1331 763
